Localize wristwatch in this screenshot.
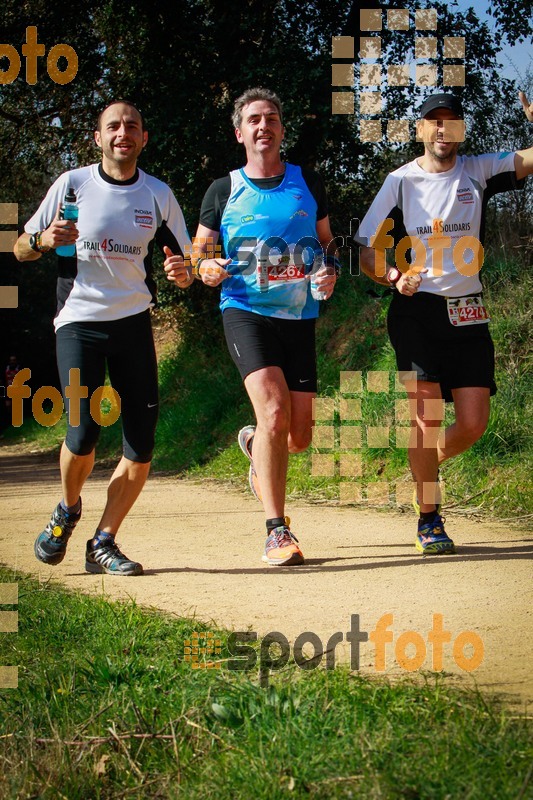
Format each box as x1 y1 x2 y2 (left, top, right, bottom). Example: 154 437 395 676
386 267 402 287
29 231 50 253
192 256 206 277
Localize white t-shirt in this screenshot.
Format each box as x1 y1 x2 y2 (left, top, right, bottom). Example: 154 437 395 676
26 164 191 329
356 152 522 297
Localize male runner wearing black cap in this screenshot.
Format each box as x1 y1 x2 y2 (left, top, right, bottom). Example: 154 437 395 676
356 92 532 554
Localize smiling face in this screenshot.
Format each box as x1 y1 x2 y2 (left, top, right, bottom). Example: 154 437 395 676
417 108 464 167
94 102 148 179
235 100 285 161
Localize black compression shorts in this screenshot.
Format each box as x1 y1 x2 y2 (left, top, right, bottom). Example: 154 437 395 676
55 310 158 462
387 291 496 403
222 307 317 392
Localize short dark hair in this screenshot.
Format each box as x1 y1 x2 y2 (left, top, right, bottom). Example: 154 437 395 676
232 88 283 129
96 100 145 131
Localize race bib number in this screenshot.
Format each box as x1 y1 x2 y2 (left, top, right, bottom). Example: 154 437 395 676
447 295 490 326
257 257 305 289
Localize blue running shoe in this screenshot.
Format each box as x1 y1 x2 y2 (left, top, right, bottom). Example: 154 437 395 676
85 535 143 576
415 514 455 555
34 501 82 565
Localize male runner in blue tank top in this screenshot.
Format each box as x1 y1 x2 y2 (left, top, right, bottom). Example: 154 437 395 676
166 88 338 566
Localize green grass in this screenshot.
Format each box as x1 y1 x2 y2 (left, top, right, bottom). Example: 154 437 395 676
0 567 532 799
1 410 66 451
2 259 531 517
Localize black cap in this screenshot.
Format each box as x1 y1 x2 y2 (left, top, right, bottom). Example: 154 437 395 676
418 93 464 119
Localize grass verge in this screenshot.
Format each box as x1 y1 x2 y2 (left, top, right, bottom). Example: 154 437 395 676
0 567 532 799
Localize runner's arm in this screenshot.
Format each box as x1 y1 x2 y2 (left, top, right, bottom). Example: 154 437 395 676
14 233 42 262
314 215 338 300
515 91 533 180
14 204 77 262
159 188 194 288
359 244 427 296
193 224 231 287
359 245 392 287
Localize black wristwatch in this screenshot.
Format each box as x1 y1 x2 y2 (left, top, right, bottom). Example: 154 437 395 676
386 267 402 287
29 231 50 253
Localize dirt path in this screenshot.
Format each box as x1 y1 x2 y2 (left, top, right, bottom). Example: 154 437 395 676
1 446 532 704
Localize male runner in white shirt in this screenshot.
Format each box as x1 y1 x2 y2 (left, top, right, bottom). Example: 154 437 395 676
357 91 532 554
14 100 192 575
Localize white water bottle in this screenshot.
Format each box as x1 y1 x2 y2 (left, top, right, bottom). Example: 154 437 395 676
310 250 326 300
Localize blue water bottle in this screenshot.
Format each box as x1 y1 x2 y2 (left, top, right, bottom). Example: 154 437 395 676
56 188 79 257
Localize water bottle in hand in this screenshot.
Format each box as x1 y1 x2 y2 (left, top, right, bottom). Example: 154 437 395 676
56 188 78 257
310 250 327 301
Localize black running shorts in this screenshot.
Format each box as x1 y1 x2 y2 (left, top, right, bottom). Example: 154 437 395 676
222 307 317 392
55 310 158 462
387 291 496 402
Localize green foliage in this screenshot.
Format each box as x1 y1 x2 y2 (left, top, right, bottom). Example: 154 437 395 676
154 311 247 471
487 0 533 44
3 0 531 365
1 568 532 798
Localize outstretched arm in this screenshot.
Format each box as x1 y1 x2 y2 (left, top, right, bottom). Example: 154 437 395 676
515 91 533 180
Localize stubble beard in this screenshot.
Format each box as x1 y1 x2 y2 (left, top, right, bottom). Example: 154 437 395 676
428 141 458 166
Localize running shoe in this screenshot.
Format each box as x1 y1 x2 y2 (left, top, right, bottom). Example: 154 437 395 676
85 535 143 576
34 500 82 565
415 514 455 555
262 519 304 566
238 425 262 502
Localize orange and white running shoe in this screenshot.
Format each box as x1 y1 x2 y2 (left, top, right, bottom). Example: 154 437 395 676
262 519 304 566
